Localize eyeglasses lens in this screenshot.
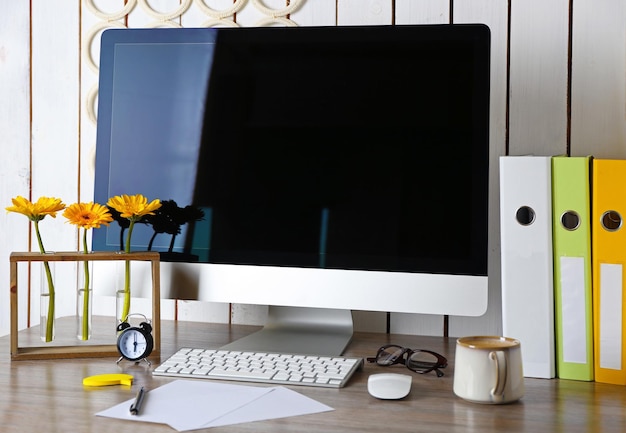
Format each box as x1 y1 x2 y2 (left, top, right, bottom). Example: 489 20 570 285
407 351 440 372
376 346 406 366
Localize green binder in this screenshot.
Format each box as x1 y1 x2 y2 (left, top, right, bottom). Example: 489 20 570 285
551 155 594 381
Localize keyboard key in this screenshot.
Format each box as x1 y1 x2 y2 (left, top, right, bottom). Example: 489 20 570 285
208 368 276 381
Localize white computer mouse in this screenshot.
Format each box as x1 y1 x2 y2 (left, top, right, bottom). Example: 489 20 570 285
367 373 412 399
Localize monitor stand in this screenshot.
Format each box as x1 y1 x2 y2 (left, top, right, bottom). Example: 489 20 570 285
219 305 354 356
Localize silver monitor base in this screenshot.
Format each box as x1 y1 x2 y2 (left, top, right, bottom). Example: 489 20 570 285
219 306 354 356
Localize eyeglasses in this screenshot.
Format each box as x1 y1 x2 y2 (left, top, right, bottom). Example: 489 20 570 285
367 344 448 377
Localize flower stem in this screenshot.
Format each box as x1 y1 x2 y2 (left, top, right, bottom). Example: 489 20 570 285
80 228 90 340
121 220 136 322
34 220 54 342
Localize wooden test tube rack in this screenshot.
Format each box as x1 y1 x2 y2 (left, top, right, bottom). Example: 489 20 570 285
9 251 160 361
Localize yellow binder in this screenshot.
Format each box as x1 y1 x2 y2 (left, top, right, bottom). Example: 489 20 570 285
551 156 593 381
592 158 626 385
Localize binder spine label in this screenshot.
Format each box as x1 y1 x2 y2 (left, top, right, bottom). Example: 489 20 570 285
560 256 588 364
599 263 623 370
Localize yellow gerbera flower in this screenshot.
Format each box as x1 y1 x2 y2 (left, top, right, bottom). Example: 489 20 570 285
107 194 162 222
62 201 112 340
106 194 161 322
6 195 66 221
63 202 113 230
6 195 65 343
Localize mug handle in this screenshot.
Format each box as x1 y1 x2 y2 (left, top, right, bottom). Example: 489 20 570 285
489 350 507 403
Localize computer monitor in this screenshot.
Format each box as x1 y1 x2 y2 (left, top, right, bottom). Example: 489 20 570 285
93 25 490 355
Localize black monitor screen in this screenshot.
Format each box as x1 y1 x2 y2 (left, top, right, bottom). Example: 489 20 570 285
93 24 490 276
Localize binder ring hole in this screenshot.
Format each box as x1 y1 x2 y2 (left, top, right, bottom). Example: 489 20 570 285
601 210 622 232
515 206 535 226
560 211 580 231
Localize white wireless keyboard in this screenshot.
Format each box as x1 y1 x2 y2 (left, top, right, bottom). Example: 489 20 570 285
153 347 363 388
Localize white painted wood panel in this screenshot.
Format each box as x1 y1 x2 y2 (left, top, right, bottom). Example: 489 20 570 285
508 0 569 156
30 1 81 321
291 0 336 26
176 299 231 323
395 0 449 24
229 0 337 328
80 2 125 205
337 0 392 25
386 1 452 336
236 0 288 26
391 0 509 337
0 2 32 333
450 0 509 337
3 0 626 339
571 0 626 158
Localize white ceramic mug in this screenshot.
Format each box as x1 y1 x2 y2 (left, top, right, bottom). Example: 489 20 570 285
453 336 524 404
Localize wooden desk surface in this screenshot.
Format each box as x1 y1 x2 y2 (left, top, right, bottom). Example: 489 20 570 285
2 318 625 433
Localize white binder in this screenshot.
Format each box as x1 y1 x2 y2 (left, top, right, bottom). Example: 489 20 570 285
499 156 555 378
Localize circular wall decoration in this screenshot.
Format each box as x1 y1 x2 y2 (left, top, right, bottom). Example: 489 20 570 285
200 18 241 28
83 20 127 74
252 0 303 17
85 84 98 124
256 16 298 27
138 0 192 21
144 21 183 28
84 0 137 21
194 0 247 19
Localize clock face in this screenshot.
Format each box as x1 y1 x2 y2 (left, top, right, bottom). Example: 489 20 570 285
117 328 151 361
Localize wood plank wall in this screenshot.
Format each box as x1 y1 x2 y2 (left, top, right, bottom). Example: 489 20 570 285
1 0 625 338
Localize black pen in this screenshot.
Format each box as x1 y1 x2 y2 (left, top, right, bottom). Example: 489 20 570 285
129 386 146 416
